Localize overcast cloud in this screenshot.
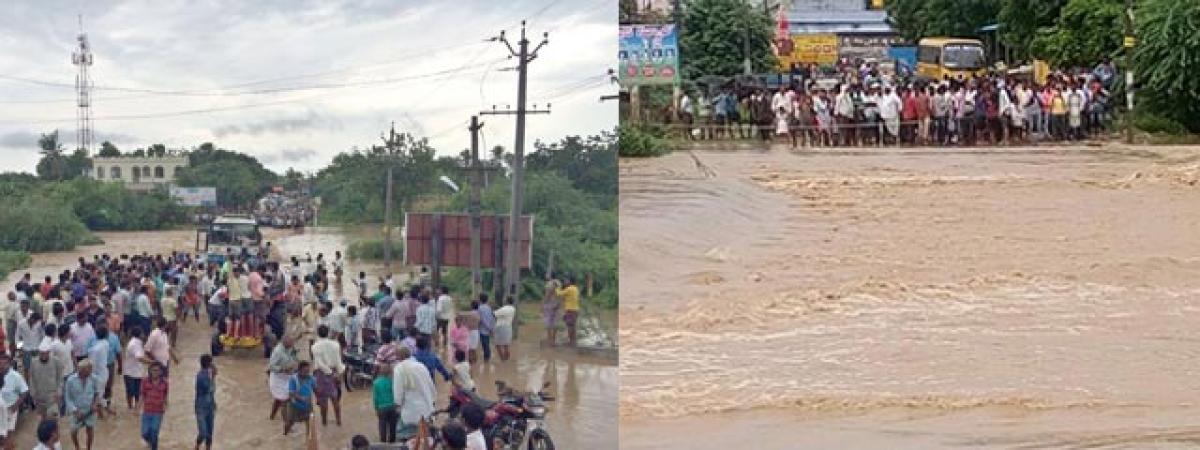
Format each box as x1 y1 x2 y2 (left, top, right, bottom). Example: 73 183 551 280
0 0 617 173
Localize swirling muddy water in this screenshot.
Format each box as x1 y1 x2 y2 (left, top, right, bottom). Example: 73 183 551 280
619 145 1200 449
2 226 616 449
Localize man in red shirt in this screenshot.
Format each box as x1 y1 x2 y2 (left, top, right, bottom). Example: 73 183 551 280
140 363 168 450
901 86 920 145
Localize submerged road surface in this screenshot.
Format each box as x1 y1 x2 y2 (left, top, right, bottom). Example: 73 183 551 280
620 145 1200 449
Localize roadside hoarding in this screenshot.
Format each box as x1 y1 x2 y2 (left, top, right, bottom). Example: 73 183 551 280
404 213 533 269
170 186 217 207
618 24 679 86
778 34 838 70
839 34 907 62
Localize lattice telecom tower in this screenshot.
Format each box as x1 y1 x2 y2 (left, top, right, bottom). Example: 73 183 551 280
72 15 94 156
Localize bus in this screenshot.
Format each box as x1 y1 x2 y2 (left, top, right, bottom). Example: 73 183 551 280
916 37 988 82
196 215 264 265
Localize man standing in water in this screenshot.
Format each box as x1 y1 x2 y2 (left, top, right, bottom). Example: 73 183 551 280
310 325 344 426
392 346 435 440
63 359 99 450
558 277 581 347
194 354 217 450
543 273 562 345
140 362 167 450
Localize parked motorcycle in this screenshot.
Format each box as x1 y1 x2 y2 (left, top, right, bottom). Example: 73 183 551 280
447 380 556 450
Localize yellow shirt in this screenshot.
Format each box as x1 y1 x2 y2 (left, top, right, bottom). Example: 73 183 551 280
227 276 242 301
1050 93 1067 115
557 285 580 311
161 296 178 321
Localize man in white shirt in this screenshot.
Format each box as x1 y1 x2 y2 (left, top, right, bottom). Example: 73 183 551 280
0 352 29 443
435 287 454 346
461 403 487 450
878 86 903 143
392 347 436 439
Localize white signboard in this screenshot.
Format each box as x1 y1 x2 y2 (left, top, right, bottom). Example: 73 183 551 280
170 186 217 207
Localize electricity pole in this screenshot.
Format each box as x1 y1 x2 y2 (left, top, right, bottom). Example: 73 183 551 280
1123 0 1135 144
489 21 550 303
381 123 401 274
462 116 495 300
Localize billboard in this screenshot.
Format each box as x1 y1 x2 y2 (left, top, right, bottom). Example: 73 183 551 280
778 34 838 70
839 34 907 61
618 24 679 86
404 213 534 269
170 186 217 207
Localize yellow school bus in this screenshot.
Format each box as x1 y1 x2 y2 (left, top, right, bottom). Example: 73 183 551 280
916 37 988 81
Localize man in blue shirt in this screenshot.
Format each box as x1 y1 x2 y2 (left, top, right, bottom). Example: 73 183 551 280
63 360 99 450
194 354 217 450
412 336 451 383
285 361 315 436
476 295 496 363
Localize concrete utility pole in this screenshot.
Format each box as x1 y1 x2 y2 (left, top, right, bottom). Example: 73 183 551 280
1123 0 1135 144
381 123 401 274
488 21 550 303
463 116 492 300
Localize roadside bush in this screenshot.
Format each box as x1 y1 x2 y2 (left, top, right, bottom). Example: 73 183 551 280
0 197 95 252
1134 112 1188 135
618 124 671 157
0 250 31 281
347 239 405 260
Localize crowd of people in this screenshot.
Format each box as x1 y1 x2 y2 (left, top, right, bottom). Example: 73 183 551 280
676 58 1119 149
0 247 585 449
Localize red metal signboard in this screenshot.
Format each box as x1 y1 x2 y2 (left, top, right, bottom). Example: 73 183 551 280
404 213 533 269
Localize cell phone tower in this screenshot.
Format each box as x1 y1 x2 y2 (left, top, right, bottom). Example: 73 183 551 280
72 14 94 157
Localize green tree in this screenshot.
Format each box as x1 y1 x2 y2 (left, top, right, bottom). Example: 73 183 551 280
35 130 69 180
997 0 1068 60
98 141 121 157
314 132 442 223
886 0 1000 41
176 143 279 209
525 132 617 208
147 143 168 157
679 0 776 80
1029 0 1122 67
1134 0 1200 132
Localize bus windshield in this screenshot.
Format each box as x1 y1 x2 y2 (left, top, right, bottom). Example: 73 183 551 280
942 45 985 70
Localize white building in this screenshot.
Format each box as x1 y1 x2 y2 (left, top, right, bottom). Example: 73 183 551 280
91 155 189 191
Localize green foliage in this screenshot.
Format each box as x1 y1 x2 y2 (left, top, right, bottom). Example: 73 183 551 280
679 0 776 80
98 141 121 157
1029 0 1122 67
618 124 671 157
176 142 279 209
998 0 1069 60
886 0 1000 42
526 132 618 208
34 130 90 181
1133 0 1200 133
1134 112 1188 135
0 176 183 253
346 239 405 260
0 251 31 282
314 133 456 223
0 196 95 252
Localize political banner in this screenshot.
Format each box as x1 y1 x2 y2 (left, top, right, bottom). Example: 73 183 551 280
170 186 217 207
618 24 679 86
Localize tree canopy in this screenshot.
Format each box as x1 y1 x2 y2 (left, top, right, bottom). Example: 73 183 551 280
1134 0 1200 132
679 0 776 81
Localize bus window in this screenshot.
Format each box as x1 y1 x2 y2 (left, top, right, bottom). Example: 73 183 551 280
942 45 985 70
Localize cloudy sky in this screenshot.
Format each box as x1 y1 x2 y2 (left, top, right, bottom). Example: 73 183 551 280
0 0 617 173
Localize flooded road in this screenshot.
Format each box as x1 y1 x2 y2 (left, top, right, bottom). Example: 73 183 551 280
619 145 1200 448
4 226 616 449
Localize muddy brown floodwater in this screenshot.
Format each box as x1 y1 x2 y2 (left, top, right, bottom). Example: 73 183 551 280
3 226 616 449
620 145 1200 449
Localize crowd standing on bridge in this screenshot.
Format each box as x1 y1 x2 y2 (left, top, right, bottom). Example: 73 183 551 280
677 58 1118 149
0 247 582 448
